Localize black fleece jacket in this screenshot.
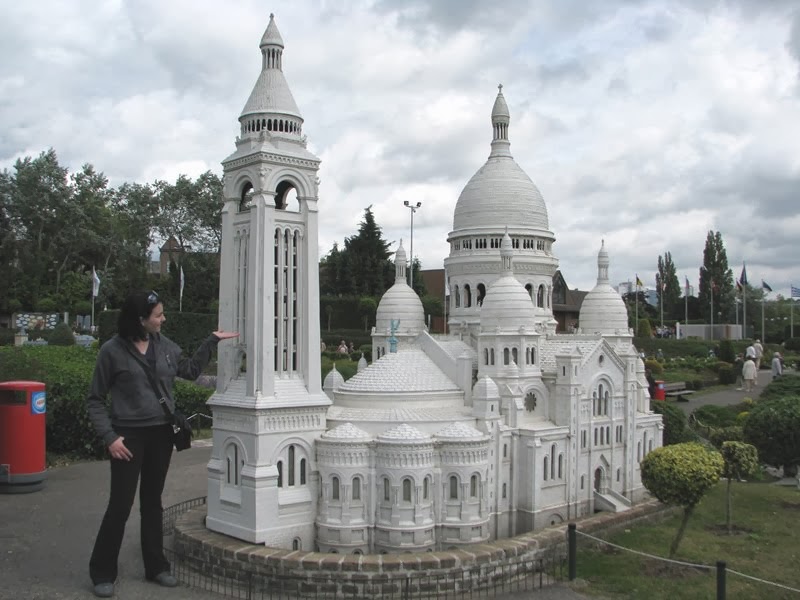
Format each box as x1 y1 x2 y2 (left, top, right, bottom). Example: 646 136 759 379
86 333 219 447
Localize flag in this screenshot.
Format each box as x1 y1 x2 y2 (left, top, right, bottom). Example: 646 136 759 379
635 274 643 287
740 263 748 286
736 279 742 293
685 276 690 292
92 267 101 298
792 285 800 298
762 280 772 293
179 266 185 301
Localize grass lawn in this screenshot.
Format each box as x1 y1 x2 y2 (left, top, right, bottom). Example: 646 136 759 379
572 480 800 599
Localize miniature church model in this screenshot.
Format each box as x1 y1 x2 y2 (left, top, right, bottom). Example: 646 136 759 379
206 15 663 553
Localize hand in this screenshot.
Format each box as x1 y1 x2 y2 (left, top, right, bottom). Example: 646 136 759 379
213 330 239 341
108 437 132 461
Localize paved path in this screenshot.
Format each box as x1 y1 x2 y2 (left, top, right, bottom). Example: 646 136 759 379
0 446 589 600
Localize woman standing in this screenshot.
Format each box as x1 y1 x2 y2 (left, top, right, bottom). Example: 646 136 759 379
86 290 237 597
742 357 757 393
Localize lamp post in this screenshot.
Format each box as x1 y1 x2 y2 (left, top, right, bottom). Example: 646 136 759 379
701 266 714 340
403 200 422 289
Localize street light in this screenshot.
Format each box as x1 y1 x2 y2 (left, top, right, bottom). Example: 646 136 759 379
700 266 714 340
403 200 422 289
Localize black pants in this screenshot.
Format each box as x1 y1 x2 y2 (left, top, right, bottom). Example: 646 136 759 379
89 424 173 584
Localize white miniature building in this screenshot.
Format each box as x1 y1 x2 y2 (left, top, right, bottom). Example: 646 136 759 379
207 15 663 553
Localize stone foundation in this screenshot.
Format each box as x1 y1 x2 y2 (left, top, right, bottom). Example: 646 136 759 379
173 499 673 597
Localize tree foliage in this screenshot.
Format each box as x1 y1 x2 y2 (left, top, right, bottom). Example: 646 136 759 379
720 441 758 534
0 149 222 316
656 251 681 320
743 396 800 477
699 231 735 324
650 401 686 445
640 442 724 557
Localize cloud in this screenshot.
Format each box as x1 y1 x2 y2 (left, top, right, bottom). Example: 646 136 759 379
1 0 800 299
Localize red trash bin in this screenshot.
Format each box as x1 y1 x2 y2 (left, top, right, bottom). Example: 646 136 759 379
0 381 47 493
654 380 666 401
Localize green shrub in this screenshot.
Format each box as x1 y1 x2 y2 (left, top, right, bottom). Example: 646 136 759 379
98 309 217 357
48 322 76 346
173 378 214 416
693 404 738 428
359 344 372 362
718 339 735 363
0 328 15 346
784 338 800 352
35 297 59 312
644 359 663 375
758 375 800 403
718 365 735 385
744 396 800 477
650 400 686 445
689 378 704 390
708 426 744 448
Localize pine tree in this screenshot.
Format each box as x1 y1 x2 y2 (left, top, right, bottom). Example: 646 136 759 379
656 252 681 321
699 231 735 324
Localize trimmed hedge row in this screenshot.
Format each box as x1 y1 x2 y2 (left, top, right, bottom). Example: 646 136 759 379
0 345 214 459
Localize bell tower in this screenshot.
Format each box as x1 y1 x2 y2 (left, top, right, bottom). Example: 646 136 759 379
206 14 329 548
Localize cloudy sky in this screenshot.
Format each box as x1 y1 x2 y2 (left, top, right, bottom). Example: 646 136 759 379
2 0 799 296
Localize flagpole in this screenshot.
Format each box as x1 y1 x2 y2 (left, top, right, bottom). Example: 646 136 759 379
761 295 765 342
684 281 688 333
635 280 639 335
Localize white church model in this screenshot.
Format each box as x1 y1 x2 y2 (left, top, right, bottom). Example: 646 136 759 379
206 15 663 554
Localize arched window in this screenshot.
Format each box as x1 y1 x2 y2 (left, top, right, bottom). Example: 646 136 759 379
558 454 563 478
484 348 489 365
352 476 361 501
592 392 598 416
543 456 549 480
503 444 507 458
239 182 255 212
477 283 486 306
537 284 545 307
531 347 536 364
288 445 295 486
449 476 458 499
464 284 472 308
550 444 556 480
503 348 510 365
423 477 429 500
454 285 460 308
525 283 533 299
332 476 340 500
502 483 507 498
512 348 518 364
383 477 390 502
292 538 300 551
300 458 306 485
490 348 495 365
637 441 642 461
225 443 241 486
277 460 283 488
402 478 412 502
470 475 478 497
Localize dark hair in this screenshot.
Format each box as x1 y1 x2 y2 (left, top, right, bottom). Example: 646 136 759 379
117 290 161 341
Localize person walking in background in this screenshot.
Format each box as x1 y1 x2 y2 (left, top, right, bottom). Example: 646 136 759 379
742 356 757 393
86 290 238 598
734 353 744 390
753 338 764 373
772 352 783 379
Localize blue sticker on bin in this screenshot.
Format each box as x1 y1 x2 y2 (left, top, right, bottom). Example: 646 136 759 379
31 391 46 415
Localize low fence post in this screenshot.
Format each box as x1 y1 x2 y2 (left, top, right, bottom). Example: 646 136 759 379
716 561 726 600
568 523 577 581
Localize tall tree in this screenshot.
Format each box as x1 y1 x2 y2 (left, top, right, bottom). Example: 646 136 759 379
656 252 681 321
342 206 394 297
699 231 734 324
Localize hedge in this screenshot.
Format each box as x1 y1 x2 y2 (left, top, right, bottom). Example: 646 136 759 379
0 345 213 459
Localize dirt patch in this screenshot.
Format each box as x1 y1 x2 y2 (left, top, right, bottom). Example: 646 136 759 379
780 501 800 511
641 558 706 579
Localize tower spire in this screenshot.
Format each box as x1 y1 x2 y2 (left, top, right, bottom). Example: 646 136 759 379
489 84 512 158
596 240 610 284
500 227 513 273
395 239 408 283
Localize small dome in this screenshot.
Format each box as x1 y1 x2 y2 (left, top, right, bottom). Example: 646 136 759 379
322 422 372 441
323 364 345 391
491 84 510 120
480 276 537 331
357 354 368 372
260 14 284 48
435 422 486 441
579 241 630 335
378 423 430 443
472 376 500 399
375 240 424 336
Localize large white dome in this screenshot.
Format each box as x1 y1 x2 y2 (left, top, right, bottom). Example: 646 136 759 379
579 241 630 335
453 158 549 232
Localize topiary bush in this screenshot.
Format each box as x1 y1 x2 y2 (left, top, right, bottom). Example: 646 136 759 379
743 395 800 477
644 359 664 375
718 339 735 363
640 442 723 557
718 365 735 385
48 322 75 346
708 426 744 448
636 318 652 338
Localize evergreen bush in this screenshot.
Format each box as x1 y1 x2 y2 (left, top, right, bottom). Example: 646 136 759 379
650 400 686 445
98 309 217 356
636 318 652 338
644 359 663 375
718 339 735 363
717 365 735 385
48 322 76 346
